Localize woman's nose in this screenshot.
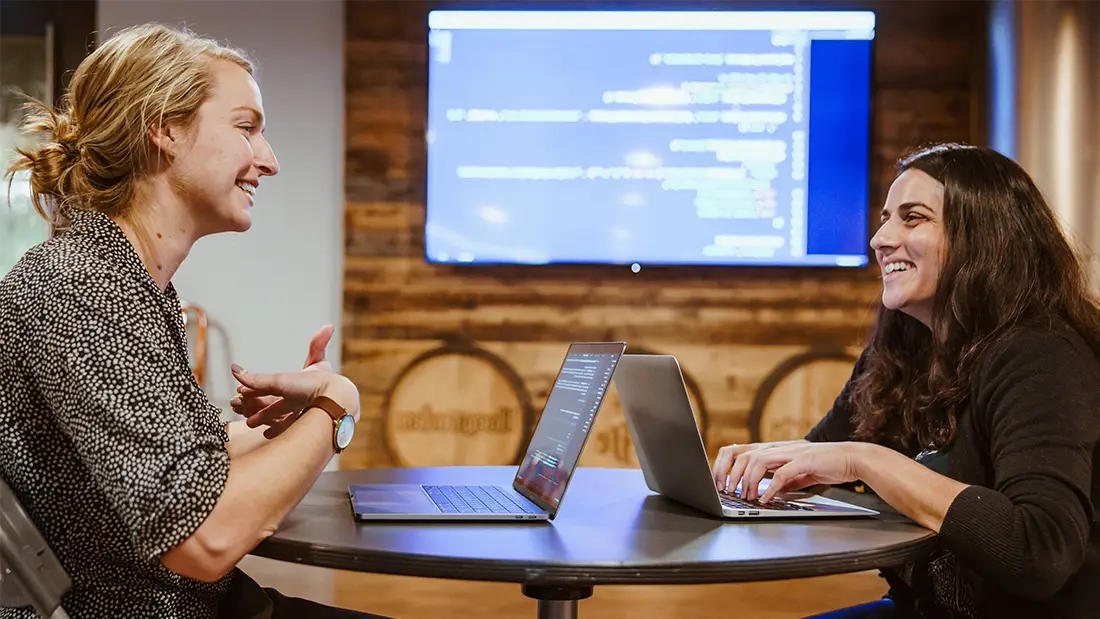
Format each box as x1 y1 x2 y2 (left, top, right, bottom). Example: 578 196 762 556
870 219 898 252
255 137 280 177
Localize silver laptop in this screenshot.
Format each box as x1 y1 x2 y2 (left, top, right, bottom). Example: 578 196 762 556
613 354 879 520
349 342 628 521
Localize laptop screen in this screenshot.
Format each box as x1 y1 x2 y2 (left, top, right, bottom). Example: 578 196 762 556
513 342 626 512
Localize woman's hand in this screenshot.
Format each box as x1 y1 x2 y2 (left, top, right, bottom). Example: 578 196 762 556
230 365 360 436
229 325 358 439
711 440 863 503
710 439 809 492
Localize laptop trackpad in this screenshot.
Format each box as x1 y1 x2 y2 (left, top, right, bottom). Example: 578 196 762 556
352 484 436 514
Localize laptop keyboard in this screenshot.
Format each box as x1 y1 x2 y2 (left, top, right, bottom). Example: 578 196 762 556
423 485 543 515
719 491 814 512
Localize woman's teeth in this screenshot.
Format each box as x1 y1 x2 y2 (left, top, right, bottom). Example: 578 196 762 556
884 261 914 274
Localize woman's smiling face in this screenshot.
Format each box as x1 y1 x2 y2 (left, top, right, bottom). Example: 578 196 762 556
871 168 947 327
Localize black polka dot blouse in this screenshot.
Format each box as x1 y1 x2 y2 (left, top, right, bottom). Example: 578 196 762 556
0 209 233 618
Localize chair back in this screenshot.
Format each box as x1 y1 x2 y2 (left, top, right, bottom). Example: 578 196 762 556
180 301 209 388
0 476 71 618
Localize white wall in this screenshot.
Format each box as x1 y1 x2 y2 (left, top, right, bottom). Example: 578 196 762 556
98 0 346 411
98 0 345 603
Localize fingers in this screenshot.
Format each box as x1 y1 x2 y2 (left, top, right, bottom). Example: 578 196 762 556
742 455 776 501
245 397 302 429
263 411 302 440
304 324 335 368
726 450 755 498
727 447 798 501
712 445 736 490
230 393 281 418
231 365 317 399
712 443 752 490
760 461 810 503
230 364 271 392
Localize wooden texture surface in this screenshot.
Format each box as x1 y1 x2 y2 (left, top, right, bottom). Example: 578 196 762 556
340 0 989 470
749 350 861 443
380 344 534 467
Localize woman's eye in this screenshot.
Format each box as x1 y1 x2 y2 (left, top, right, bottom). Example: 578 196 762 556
904 213 924 223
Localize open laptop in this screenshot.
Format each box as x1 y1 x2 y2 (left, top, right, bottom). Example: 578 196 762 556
349 342 627 521
613 354 879 520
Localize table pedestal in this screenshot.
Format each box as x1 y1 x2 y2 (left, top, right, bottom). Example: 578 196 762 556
522 584 593 619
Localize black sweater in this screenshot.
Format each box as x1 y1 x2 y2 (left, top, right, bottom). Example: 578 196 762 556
807 326 1100 619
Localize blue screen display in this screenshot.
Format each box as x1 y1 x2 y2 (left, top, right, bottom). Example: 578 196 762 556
425 10 874 267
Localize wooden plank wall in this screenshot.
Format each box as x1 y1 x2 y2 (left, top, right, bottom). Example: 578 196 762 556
340 0 989 471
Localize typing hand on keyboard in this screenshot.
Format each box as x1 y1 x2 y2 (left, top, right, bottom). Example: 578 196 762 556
710 440 862 504
718 491 812 511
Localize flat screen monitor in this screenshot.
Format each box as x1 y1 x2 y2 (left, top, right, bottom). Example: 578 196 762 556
425 10 875 267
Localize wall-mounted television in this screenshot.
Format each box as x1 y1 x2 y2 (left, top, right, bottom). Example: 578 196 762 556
425 9 875 267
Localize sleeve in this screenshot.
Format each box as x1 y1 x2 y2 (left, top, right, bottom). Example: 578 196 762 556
939 331 1099 599
804 349 867 443
29 275 230 564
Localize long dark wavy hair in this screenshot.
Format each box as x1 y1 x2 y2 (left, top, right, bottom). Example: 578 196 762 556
849 142 1100 454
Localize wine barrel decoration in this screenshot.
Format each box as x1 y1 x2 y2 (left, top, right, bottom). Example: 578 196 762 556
380 341 534 467
748 349 858 443
580 347 709 468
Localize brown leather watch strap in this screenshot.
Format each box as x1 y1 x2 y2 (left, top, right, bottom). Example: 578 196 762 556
306 395 349 421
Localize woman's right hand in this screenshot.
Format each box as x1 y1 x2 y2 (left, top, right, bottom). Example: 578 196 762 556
711 439 810 493
229 365 360 438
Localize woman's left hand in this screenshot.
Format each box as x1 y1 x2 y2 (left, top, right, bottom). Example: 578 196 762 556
230 324 335 437
720 441 865 503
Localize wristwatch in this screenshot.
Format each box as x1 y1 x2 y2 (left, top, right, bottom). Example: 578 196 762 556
306 395 355 453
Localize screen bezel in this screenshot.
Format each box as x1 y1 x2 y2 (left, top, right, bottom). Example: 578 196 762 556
422 7 878 271
512 341 627 518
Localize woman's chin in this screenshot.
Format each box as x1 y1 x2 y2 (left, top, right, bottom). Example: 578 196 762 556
881 292 905 312
227 210 253 233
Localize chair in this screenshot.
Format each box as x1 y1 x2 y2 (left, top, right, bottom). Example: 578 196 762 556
0 477 71 619
180 301 209 388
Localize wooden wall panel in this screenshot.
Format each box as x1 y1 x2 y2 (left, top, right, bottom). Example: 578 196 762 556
342 0 990 471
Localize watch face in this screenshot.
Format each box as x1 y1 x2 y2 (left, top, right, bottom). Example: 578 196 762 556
336 415 355 449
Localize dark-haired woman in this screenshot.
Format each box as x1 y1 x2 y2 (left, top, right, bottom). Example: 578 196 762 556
711 143 1099 619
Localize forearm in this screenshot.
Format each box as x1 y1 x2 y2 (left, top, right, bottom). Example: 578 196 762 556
163 406 336 580
224 419 271 459
214 407 335 549
853 442 967 532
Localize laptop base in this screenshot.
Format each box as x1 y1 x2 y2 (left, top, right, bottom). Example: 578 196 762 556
717 488 879 520
350 484 550 522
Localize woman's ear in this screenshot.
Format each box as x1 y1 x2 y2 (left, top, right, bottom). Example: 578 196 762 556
147 122 180 159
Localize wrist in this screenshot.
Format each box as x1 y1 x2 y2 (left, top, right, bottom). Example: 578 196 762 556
319 377 360 422
851 441 888 482
302 395 357 453
299 405 340 443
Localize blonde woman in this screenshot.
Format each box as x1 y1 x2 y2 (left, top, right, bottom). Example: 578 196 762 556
0 24 390 619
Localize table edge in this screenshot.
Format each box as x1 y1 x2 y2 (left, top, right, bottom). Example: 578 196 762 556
251 533 938 585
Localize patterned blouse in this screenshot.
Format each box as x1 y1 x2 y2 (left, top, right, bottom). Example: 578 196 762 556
0 209 232 618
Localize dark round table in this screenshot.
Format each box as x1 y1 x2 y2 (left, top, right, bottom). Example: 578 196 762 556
252 466 937 619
